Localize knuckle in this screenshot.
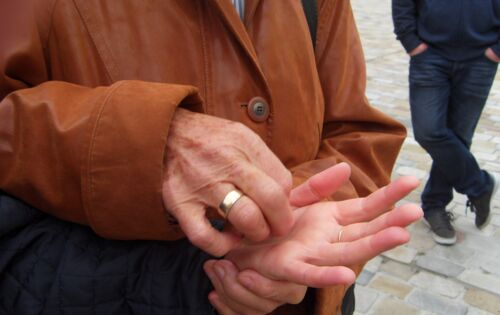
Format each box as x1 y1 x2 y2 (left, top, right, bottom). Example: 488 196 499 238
186 228 211 249
230 199 261 226
227 162 249 180
281 170 293 194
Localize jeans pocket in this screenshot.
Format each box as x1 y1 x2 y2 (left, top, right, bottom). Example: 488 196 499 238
482 53 499 65
411 47 432 61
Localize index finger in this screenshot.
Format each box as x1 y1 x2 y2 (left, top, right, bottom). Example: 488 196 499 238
229 165 294 236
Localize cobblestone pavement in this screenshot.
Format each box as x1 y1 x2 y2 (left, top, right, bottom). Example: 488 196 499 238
351 1 500 314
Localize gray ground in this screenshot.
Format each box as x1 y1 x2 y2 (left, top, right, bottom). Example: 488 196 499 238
351 0 500 314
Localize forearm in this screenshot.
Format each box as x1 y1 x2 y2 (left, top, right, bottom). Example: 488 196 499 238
1 80 201 240
392 0 422 52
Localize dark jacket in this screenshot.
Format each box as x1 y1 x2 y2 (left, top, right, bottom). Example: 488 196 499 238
392 0 500 60
0 192 217 315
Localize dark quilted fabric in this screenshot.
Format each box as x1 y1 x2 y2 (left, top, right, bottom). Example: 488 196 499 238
0 193 217 315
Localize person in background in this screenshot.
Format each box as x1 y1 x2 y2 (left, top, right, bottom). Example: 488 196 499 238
0 1 421 314
392 0 500 245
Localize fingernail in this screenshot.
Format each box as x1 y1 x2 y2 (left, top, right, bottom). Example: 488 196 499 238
214 264 225 279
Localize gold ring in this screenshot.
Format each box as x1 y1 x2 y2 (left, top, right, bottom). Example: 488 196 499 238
338 229 344 242
219 189 244 218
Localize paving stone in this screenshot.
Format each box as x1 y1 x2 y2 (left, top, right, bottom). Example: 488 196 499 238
465 252 497 269
407 289 468 315
467 307 498 315
471 140 498 153
461 233 500 255
363 256 383 273
475 152 498 162
409 220 431 234
371 297 420 315
369 275 413 299
480 258 500 276
350 0 500 313
354 285 380 313
382 246 418 264
356 269 375 286
379 260 417 281
409 271 463 298
475 133 494 141
427 244 474 264
416 254 465 277
406 230 436 253
464 288 500 315
455 216 495 237
395 166 429 179
492 214 500 227
458 270 500 295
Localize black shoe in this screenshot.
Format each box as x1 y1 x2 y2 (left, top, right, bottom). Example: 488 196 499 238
423 210 457 245
466 171 499 229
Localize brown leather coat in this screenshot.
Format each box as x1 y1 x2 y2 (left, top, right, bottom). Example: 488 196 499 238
0 0 406 314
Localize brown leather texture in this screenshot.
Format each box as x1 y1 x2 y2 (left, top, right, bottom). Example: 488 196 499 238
0 0 406 314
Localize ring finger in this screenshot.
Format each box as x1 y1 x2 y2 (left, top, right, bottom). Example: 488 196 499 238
209 182 271 242
332 203 422 243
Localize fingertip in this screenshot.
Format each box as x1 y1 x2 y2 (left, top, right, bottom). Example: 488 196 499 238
397 203 424 222
208 291 219 303
216 259 238 277
319 267 356 288
337 162 352 176
203 259 216 273
272 212 294 236
399 175 420 189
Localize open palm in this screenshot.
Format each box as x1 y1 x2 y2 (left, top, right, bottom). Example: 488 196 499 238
225 163 422 287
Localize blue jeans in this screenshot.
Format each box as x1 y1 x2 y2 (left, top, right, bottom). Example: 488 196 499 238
409 48 498 214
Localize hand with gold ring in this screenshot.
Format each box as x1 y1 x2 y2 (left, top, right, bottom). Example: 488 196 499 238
204 162 422 314
162 108 294 257
220 163 423 288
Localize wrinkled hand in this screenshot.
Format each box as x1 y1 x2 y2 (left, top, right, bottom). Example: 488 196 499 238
409 42 428 57
204 163 422 314
162 108 294 256
485 47 500 63
225 163 422 288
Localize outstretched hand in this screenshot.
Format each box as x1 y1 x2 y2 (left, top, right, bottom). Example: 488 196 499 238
205 163 422 314
226 163 421 287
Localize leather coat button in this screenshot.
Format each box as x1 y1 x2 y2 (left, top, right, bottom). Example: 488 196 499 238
247 97 270 122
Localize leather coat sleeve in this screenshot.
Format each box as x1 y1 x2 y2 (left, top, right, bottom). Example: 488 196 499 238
0 2 201 241
293 0 406 202
289 1 406 314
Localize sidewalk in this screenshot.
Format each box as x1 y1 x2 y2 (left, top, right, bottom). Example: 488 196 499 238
351 1 500 314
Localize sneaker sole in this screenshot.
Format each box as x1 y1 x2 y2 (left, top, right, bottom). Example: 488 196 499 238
422 218 457 245
477 172 500 230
